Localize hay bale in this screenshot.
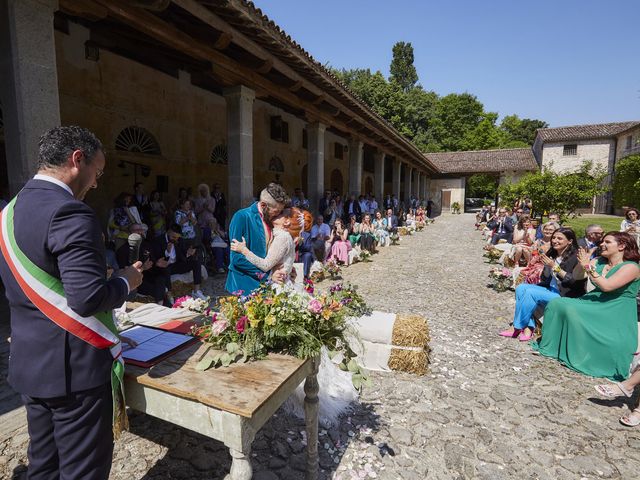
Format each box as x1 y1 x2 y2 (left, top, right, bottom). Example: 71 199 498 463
171 280 193 298
388 349 429 376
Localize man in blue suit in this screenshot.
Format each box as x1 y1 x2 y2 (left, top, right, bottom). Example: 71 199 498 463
0 126 143 480
225 183 289 294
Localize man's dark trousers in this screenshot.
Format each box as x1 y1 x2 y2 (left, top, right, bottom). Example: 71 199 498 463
21 383 113 480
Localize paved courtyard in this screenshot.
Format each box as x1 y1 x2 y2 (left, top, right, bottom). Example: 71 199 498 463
1 213 640 479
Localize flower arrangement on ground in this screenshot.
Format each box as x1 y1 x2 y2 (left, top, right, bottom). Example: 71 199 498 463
390 232 400 245
398 226 413 236
416 222 426 231
483 247 502 264
488 267 513 292
358 250 372 262
324 259 342 279
193 282 373 389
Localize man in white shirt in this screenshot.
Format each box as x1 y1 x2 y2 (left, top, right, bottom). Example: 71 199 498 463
369 196 378 214
358 195 369 216
310 215 331 262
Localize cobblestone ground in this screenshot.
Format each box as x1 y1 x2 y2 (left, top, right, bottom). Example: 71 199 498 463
2 213 640 479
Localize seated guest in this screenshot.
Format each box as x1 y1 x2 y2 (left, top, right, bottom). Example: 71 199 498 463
517 221 559 285
194 183 216 245
397 207 406 227
348 214 361 247
405 209 417 229
621 208 640 247
310 214 331 262
487 208 514 245
536 212 560 239
533 232 640 380
326 199 340 227
343 194 362 223
109 192 143 250
500 227 585 341
578 224 604 259
358 214 377 254
151 223 205 300
384 208 398 234
327 218 352 265
511 215 536 266
372 211 390 247
209 217 229 274
116 224 166 304
295 209 315 279
175 198 198 245
149 190 167 237
594 365 640 426
416 206 426 224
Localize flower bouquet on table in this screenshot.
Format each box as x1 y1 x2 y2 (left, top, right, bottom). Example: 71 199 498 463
483 248 502 264
488 267 513 292
193 283 373 390
172 295 211 314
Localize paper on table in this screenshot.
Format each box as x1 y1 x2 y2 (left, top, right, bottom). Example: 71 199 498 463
122 325 194 363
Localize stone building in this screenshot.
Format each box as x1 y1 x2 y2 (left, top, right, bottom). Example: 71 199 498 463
425 148 538 215
532 121 640 213
0 0 436 225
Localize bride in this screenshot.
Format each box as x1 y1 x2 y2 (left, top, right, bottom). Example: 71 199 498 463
230 207 358 426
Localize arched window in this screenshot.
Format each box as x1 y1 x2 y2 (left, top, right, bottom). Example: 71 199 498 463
115 126 161 155
210 144 228 165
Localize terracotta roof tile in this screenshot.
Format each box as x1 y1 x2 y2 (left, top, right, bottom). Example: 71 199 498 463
536 121 640 143
426 148 538 174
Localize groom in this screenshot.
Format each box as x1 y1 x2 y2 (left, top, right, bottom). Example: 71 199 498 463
225 183 289 293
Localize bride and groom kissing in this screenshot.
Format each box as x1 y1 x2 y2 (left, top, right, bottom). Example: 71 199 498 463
225 183 308 294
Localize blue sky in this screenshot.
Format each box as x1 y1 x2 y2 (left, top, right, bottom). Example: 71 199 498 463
254 0 640 127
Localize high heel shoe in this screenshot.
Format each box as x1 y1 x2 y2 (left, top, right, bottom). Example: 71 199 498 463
498 328 521 338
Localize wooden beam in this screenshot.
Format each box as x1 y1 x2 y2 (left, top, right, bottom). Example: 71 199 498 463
59 0 108 20
256 58 273 74
213 31 232 49
288 80 303 92
312 94 325 106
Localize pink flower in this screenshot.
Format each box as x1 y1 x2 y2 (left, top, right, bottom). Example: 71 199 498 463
308 299 323 314
211 319 229 336
172 296 189 308
236 316 248 334
502 268 511 276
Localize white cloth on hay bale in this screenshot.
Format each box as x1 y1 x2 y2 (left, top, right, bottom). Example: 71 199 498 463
119 303 196 328
282 348 358 428
170 265 208 284
347 311 426 372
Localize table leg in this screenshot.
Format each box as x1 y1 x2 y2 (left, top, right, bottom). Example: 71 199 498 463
304 357 320 480
224 447 252 480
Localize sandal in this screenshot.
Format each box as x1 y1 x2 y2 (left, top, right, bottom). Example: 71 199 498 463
594 382 633 398
518 331 534 342
498 328 521 338
620 408 640 427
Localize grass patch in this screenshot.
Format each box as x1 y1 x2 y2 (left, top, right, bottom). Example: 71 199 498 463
562 215 623 238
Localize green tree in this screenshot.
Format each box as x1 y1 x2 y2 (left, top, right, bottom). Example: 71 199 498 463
430 93 485 151
500 115 548 145
462 112 505 150
612 154 640 207
466 174 499 198
498 161 609 220
389 41 419 92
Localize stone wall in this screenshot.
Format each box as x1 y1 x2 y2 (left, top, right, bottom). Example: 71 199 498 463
616 126 640 161
540 139 614 174
54 21 351 225
427 177 465 216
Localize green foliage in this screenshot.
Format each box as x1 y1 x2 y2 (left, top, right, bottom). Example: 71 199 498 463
498 161 609 219
563 215 625 239
612 154 640 208
334 44 547 154
389 41 419 92
467 174 499 198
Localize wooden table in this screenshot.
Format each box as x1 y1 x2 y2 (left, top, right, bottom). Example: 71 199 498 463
124 341 320 479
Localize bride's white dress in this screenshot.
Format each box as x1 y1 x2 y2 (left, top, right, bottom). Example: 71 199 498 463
241 227 358 426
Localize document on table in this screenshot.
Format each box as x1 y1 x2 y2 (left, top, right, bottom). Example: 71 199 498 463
122 325 195 363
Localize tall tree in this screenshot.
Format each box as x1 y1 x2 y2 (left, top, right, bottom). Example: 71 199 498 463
500 115 548 145
389 41 419 92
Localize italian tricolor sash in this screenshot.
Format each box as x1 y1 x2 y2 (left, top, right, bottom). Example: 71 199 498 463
0 197 128 437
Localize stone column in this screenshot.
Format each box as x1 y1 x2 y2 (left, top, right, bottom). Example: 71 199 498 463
306 122 325 216
373 150 385 202
0 0 61 196
392 158 401 200
348 138 363 196
403 164 412 203
224 85 255 216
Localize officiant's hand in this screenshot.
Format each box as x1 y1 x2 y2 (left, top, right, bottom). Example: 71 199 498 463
230 237 247 254
120 335 138 350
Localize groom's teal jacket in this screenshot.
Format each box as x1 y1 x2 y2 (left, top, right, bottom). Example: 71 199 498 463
225 202 268 294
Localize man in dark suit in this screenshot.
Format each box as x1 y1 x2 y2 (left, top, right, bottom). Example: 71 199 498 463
0 126 143 480
150 222 205 300
384 208 399 234
577 224 604 258
487 207 514 244
318 190 332 222
343 194 362 223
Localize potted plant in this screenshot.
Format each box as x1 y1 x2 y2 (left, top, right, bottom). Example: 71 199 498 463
451 202 461 214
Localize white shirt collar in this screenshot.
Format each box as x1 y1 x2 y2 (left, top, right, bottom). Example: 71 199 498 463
34 174 74 197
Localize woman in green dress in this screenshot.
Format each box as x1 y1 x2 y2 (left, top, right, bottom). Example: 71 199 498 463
533 231 640 381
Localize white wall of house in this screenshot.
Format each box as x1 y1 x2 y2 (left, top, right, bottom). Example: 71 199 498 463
541 139 615 174
616 126 640 160
428 177 465 215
